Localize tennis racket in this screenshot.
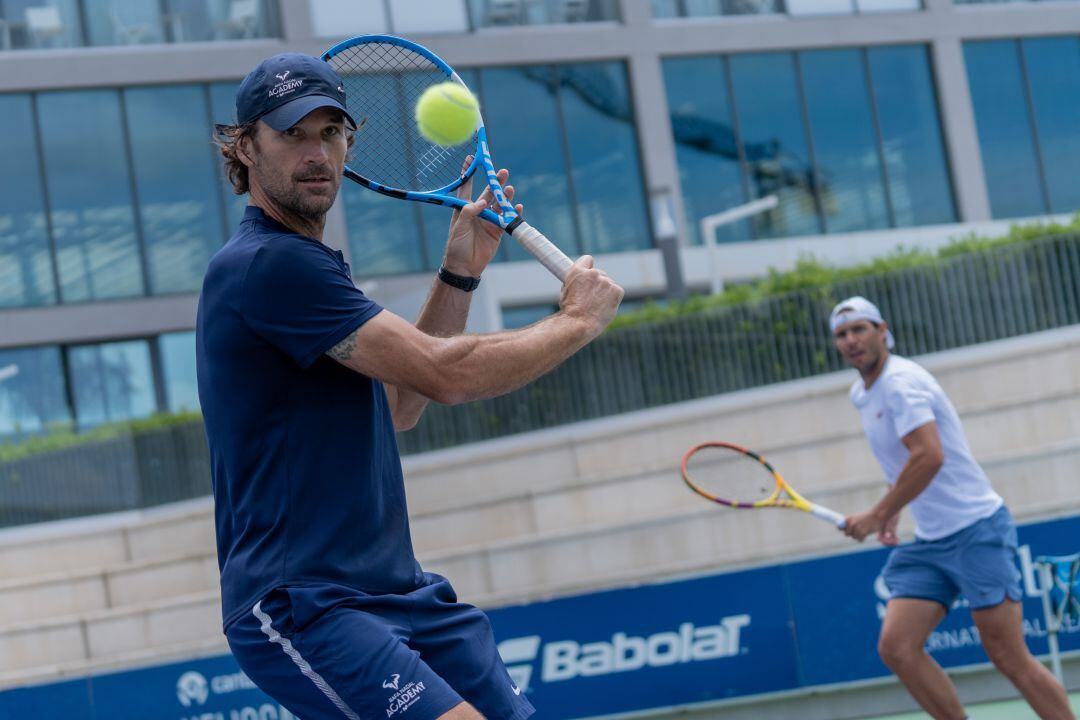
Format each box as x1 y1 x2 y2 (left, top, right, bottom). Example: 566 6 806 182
680 441 846 528
322 34 573 281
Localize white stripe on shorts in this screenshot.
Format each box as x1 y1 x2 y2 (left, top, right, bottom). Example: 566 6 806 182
253 600 362 720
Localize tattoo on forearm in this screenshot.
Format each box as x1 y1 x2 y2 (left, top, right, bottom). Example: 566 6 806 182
327 330 358 362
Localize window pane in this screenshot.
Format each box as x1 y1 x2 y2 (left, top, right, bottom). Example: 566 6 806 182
869 45 956 226
126 85 225 295
786 0 854 14
37 90 145 301
1023 37 1080 215
0 346 70 439
391 0 469 32
480 66 579 262
83 0 165 47
69 341 156 429
208 80 249 231
663 56 750 245
309 0 388 36
964 41 1046 218
560 62 651 254
160 331 199 412
164 0 279 42
857 0 920 11
0 94 56 307
1 0 82 50
471 0 619 27
729 52 822 238
801 49 889 233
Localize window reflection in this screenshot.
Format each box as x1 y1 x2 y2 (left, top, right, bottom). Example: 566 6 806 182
68 340 156 429
480 66 579 263
560 63 651 255
868 46 955 226
665 46 954 241
0 94 56 308
0 0 82 50
965 41 1046 218
801 49 889 233
126 85 225 295
664 56 750 245
0 346 70 439
1022 37 1080 215
730 52 822 239
37 90 144 302
160 331 199 412
470 0 619 28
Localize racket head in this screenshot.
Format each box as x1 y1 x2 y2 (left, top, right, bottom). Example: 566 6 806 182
322 35 482 197
680 441 785 509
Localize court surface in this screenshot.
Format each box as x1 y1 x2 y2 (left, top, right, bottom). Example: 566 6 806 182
873 690 1079 719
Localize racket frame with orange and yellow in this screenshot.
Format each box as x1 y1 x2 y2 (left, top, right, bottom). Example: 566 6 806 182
680 441 847 528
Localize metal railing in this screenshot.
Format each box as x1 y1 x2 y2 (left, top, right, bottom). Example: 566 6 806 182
3 232 1079 527
400 232 1080 452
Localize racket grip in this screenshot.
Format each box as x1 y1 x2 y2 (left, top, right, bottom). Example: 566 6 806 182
509 220 573 282
810 504 847 529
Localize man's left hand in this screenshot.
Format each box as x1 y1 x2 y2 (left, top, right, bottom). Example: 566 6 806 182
442 157 521 278
843 511 886 542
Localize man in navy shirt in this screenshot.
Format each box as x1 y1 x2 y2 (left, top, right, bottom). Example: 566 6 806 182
198 53 623 720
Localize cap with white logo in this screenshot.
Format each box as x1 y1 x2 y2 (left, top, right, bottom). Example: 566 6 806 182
236 52 357 131
829 296 895 349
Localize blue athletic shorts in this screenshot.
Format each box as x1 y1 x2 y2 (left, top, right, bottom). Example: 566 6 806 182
226 573 535 720
882 505 1023 611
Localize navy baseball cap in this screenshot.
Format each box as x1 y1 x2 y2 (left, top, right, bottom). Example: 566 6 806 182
236 53 357 131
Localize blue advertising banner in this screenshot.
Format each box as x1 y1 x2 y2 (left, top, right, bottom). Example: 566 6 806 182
1 514 1076 719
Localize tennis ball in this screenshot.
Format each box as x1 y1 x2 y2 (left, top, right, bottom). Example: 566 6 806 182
415 82 479 147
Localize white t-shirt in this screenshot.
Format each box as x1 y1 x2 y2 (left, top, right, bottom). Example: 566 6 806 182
850 355 1002 541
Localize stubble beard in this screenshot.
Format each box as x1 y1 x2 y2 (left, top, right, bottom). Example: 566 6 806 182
252 158 340 222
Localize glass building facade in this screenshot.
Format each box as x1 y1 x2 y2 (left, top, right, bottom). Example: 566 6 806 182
664 45 955 245
0 81 242 309
965 36 1080 219
0 0 280 51
0 331 195 439
2 0 1078 439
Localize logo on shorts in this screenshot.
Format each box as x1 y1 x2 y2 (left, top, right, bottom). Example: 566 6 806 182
498 635 541 694
384 675 426 717
176 671 209 707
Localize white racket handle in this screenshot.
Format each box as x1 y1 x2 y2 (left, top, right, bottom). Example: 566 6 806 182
810 504 847 528
509 220 573 282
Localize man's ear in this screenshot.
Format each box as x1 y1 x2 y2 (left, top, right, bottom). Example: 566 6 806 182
236 129 256 168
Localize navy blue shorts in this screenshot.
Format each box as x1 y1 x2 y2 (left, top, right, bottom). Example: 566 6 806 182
882 505 1023 611
226 574 535 720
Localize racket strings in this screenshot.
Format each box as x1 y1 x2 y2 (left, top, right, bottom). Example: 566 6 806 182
684 447 777 505
327 43 473 192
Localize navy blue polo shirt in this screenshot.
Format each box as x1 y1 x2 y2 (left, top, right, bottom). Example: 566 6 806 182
196 206 423 629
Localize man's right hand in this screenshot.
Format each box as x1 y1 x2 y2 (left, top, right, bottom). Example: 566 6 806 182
559 255 624 337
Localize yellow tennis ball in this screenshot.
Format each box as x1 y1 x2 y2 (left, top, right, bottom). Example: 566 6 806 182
415 82 479 147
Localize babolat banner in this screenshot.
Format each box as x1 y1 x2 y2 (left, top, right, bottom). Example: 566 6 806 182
1 514 1077 719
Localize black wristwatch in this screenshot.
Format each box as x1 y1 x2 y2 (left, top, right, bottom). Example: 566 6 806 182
437 266 481 292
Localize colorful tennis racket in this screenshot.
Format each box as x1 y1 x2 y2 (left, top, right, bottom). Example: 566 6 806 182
322 34 573 281
680 441 846 528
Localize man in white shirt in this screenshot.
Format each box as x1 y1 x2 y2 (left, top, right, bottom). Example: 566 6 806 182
831 296 1074 720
